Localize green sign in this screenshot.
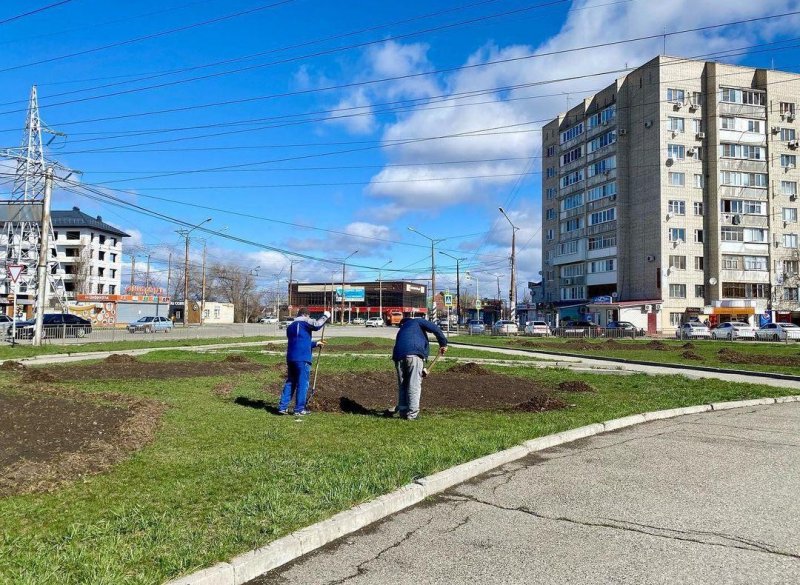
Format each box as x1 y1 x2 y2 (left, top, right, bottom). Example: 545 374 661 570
475 299 482 310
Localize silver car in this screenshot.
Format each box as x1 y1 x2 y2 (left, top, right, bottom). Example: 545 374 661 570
711 321 756 340
676 322 711 339
755 322 800 341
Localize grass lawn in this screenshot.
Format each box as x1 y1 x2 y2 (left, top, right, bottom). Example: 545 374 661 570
0 335 278 361
453 335 800 376
1 345 796 584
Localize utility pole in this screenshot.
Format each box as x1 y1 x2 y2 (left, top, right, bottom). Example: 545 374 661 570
378 260 392 321
340 250 358 325
494 273 504 317
32 168 53 346
287 259 299 313
499 207 520 323
166 252 172 299
145 254 151 288
440 252 465 325
177 218 212 327
130 255 135 287
200 242 207 325
408 227 445 318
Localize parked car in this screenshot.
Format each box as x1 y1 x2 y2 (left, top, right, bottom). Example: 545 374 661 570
8 313 92 339
466 319 485 334
259 316 279 324
524 320 552 336
561 320 603 337
605 321 644 336
675 322 711 339
711 321 757 340
0 315 12 324
351 317 366 325
365 317 384 327
755 322 800 341
492 320 519 335
278 319 294 329
127 316 173 333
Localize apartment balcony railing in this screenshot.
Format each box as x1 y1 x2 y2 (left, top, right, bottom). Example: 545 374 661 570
719 158 768 174
718 102 766 119
719 213 769 228
560 275 586 287
587 220 617 236
718 185 769 200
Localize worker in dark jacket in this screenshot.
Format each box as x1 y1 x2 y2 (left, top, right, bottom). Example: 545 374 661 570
391 317 448 420
278 307 330 415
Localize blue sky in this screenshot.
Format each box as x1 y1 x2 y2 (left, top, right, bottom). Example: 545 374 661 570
2 0 800 299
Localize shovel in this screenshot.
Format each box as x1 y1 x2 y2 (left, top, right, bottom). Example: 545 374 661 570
307 326 327 403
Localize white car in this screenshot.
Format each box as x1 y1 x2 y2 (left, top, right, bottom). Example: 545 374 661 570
259 316 279 324
675 322 711 339
365 317 384 327
492 320 519 335
755 322 800 341
351 317 366 325
711 321 756 340
524 320 552 336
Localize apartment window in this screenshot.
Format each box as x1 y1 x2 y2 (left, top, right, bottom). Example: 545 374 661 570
784 288 799 301
560 170 584 188
588 234 616 251
693 174 704 189
562 193 583 211
561 146 583 166
97 284 105 294
546 208 556 220
557 240 578 255
98 235 106 245
780 102 796 116
667 144 685 159
546 229 554 241
53 231 59 240
64 265 75 275
722 255 740 269
110 269 116 279
695 285 705 298
722 143 765 160
722 200 764 215
98 251 105 261
744 228 766 242
546 187 556 200
721 227 743 242
691 119 702 134
112 238 117 246
586 181 617 202
669 312 683 327
784 260 800 276
110 253 117 263
721 88 765 106
784 234 798 248
587 130 617 154
668 172 685 186
560 123 584 144
720 171 768 187
667 200 686 215
781 128 797 141
722 283 770 298
747 120 762 133
66 231 80 240
589 208 616 225
668 255 686 270
744 256 768 271
693 146 704 160
694 229 704 243
97 267 105 277
782 181 797 196
546 166 557 178
781 154 797 168
588 259 615 273
561 264 584 277
561 218 583 233
587 155 616 177
546 145 556 157
720 116 735 129
784 208 798 223
691 91 702 105
694 256 704 270
669 284 687 299
667 88 685 103
669 228 686 242
667 117 684 132
693 201 704 216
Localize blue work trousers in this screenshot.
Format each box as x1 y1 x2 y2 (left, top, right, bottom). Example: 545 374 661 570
279 361 312 412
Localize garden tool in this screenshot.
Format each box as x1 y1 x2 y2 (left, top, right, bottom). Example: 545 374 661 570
307 327 326 402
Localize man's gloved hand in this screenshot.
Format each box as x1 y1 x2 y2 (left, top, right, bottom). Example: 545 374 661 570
439 345 448 355
421 368 429 378
323 310 331 319
317 340 326 347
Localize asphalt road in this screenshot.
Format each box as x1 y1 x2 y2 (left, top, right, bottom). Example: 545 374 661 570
252 403 800 585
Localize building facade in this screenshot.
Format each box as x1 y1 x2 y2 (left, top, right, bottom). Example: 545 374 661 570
289 280 428 322
51 207 129 299
541 55 800 332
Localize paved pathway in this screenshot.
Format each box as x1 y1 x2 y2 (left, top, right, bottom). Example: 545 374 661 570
251 403 800 584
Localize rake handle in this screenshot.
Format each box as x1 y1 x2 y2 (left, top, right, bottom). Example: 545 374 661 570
311 324 326 390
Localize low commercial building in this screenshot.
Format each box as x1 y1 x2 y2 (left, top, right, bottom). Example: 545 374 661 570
71 286 171 327
201 301 235 324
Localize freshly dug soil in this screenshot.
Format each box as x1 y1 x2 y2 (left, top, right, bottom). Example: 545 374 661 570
681 342 696 350
0 387 165 496
562 340 598 350
223 354 250 363
718 348 800 366
557 380 596 393
323 342 389 352
681 351 704 361
22 370 57 384
445 362 493 375
644 340 670 351
0 360 26 372
304 368 567 414
213 381 236 397
41 359 263 381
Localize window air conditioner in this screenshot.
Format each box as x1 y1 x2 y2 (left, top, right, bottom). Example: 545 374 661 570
654 304 662 311
696 132 706 139
791 194 798 201
790 140 799 149
689 102 698 111
618 128 628 135
647 255 656 262
665 157 675 166
563 278 573 285
687 147 697 156
773 126 781 134
789 114 796 122
644 120 653 128
644 304 653 312
609 194 617 201
673 102 683 110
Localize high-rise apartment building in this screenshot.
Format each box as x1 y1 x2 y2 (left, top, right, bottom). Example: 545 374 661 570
541 55 800 333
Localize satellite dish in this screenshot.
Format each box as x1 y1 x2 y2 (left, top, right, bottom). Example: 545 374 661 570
709 277 718 285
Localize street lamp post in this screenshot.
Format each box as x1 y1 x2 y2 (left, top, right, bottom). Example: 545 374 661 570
499 207 520 323
440 251 465 326
176 217 212 326
408 227 445 318
494 273 504 318
378 260 392 322
340 250 358 325
244 266 260 323
466 271 480 320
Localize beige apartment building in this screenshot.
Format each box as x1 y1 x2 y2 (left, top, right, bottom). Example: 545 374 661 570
541 55 800 333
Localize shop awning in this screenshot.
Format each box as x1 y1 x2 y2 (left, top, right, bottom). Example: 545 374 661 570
711 307 755 315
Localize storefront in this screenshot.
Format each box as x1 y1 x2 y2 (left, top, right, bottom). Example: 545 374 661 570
585 298 663 333
72 292 171 327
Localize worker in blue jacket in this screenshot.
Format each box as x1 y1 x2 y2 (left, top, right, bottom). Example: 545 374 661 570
278 307 331 415
391 317 448 420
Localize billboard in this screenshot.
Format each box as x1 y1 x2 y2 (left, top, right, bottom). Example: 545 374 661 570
335 286 365 302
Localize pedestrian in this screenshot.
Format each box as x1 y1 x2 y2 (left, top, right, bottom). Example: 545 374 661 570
391 317 448 420
278 307 331 416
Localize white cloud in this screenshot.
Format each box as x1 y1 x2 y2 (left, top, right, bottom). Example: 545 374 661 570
287 221 394 253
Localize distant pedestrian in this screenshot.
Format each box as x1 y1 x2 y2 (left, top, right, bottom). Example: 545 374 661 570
278 307 331 416
390 317 448 420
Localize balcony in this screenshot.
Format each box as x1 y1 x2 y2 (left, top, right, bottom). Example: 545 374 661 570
720 269 770 283
559 228 585 242
559 157 585 175
586 168 616 187
587 220 617 236
559 206 584 221
718 102 766 119
719 213 769 228
586 197 617 212
719 158 768 174
585 143 617 164
718 186 768 200
560 275 586 287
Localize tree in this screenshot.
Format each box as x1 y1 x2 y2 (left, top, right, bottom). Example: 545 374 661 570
205 263 262 322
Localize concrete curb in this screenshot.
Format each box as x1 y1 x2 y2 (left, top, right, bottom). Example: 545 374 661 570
164 396 799 585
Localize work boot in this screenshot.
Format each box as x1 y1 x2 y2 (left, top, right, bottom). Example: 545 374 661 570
294 409 310 416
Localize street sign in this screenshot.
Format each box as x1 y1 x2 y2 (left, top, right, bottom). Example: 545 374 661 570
444 294 453 307
475 299 482 310
7 264 24 283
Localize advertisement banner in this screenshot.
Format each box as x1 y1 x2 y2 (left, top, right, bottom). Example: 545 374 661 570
335 287 365 302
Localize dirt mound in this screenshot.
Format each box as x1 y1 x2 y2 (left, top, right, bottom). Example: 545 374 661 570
324 341 389 352
515 394 568 412
644 340 670 351
22 369 57 383
0 387 165 496
563 340 597 350
603 339 624 348
718 348 800 366
444 362 492 375
557 380 595 393
213 381 235 397
104 354 140 364
681 351 703 361
0 360 26 372
304 369 566 414
223 354 249 363
681 342 696 350
511 339 544 349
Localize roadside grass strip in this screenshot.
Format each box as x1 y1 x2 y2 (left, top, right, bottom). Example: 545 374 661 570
0 348 797 584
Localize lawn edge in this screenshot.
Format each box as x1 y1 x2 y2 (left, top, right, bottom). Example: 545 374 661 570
450 341 800 381
165 395 800 585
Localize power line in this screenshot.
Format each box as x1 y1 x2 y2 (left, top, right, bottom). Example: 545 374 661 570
0 0 74 26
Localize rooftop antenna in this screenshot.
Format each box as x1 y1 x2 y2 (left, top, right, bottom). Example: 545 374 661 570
663 25 667 56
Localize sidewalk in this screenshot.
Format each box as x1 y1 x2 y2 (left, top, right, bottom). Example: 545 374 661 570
250 402 800 584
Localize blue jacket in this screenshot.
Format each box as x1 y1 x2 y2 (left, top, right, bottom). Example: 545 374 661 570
286 315 329 363
392 318 448 362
